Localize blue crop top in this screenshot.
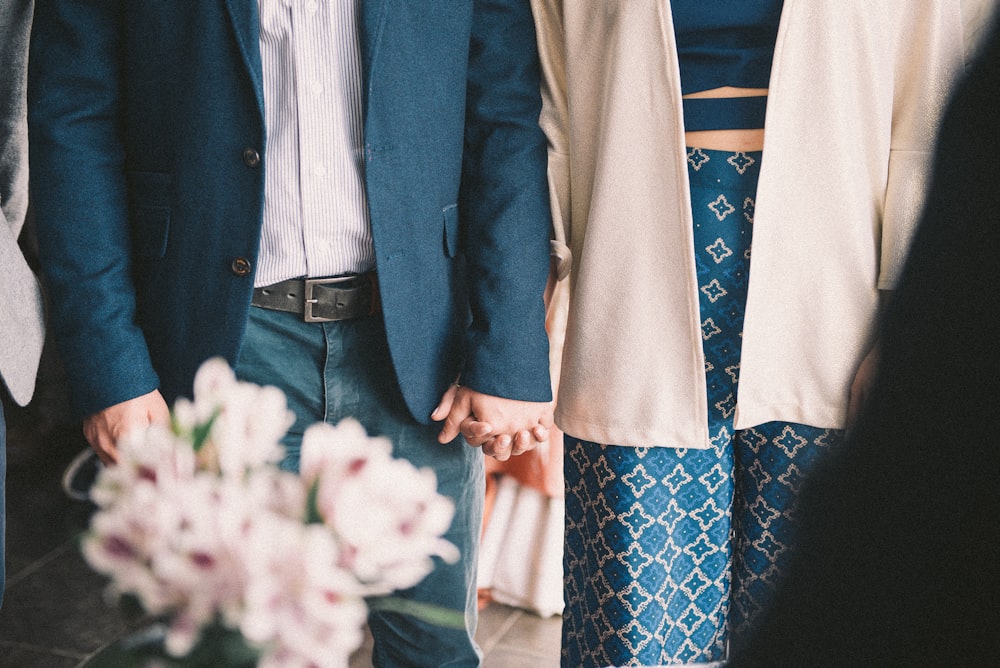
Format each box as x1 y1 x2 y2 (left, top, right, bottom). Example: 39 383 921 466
670 1 783 131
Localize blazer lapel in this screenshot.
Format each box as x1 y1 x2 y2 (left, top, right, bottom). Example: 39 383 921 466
223 0 265 116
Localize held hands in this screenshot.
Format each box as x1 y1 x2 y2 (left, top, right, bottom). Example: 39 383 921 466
82 389 171 465
432 383 553 461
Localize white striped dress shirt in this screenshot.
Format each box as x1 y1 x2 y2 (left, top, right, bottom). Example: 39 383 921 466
255 0 373 288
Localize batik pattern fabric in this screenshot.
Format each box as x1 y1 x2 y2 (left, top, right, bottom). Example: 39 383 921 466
561 148 841 667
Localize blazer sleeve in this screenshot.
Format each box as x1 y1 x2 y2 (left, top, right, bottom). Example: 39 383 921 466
28 0 160 417
530 0 572 281
880 0 965 289
457 0 553 402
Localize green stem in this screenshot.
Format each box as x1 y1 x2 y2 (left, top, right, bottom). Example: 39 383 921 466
367 597 466 629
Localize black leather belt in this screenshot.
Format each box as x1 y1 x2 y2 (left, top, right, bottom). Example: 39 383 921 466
251 273 380 322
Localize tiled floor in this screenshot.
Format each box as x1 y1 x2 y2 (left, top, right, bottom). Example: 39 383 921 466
0 424 562 667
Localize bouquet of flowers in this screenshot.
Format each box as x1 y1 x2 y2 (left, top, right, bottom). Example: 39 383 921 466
81 358 460 667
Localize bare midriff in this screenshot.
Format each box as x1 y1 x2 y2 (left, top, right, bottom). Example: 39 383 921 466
683 86 767 152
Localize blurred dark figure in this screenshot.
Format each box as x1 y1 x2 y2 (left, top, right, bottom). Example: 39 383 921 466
731 17 1000 668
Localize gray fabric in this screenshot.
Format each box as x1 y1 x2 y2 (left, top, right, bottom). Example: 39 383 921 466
1 0 45 406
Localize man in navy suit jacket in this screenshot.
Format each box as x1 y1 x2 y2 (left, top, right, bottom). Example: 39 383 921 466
28 1 552 664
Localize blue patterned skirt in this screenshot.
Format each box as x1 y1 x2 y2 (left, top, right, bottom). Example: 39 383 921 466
562 148 842 667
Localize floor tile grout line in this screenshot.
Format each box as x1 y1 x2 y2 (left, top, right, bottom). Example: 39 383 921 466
0 639 88 661
479 607 524 655
489 614 563 660
4 533 85 589
75 626 149 668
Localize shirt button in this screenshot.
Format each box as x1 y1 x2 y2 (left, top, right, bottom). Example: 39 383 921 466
306 0 318 12
313 163 327 177
231 257 252 276
242 148 261 168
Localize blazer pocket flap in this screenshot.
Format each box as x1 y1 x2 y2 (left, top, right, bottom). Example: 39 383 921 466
127 171 172 259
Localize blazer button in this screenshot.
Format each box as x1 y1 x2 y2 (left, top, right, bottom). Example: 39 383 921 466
231 257 252 276
242 147 261 168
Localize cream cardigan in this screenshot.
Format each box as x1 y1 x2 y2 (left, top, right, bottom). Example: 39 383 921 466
532 0 965 449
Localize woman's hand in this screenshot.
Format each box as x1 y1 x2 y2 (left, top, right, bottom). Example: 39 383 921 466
847 345 880 428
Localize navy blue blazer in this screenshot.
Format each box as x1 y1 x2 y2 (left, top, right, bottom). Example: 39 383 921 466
28 0 552 421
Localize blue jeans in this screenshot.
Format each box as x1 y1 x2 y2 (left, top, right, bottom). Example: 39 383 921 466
235 306 484 667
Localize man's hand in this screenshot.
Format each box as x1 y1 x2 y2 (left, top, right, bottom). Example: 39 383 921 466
82 389 171 465
431 384 552 461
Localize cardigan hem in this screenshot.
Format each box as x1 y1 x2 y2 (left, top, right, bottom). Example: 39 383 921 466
554 408 712 450
733 402 847 432
555 400 849 450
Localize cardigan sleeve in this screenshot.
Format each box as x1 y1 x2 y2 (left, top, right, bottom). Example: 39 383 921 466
880 0 965 289
530 0 572 281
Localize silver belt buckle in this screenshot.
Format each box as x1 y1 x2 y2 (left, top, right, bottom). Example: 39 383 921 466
303 276 356 323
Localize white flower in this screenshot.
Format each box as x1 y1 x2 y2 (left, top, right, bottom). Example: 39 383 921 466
243 467 308 521
175 357 293 476
190 357 238 421
89 424 196 508
301 419 459 594
210 382 292 476
241 516 367 668
150 476 252 649
299 418 393 483
83 359 459 666
82 481 180 614
321 458 459 593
